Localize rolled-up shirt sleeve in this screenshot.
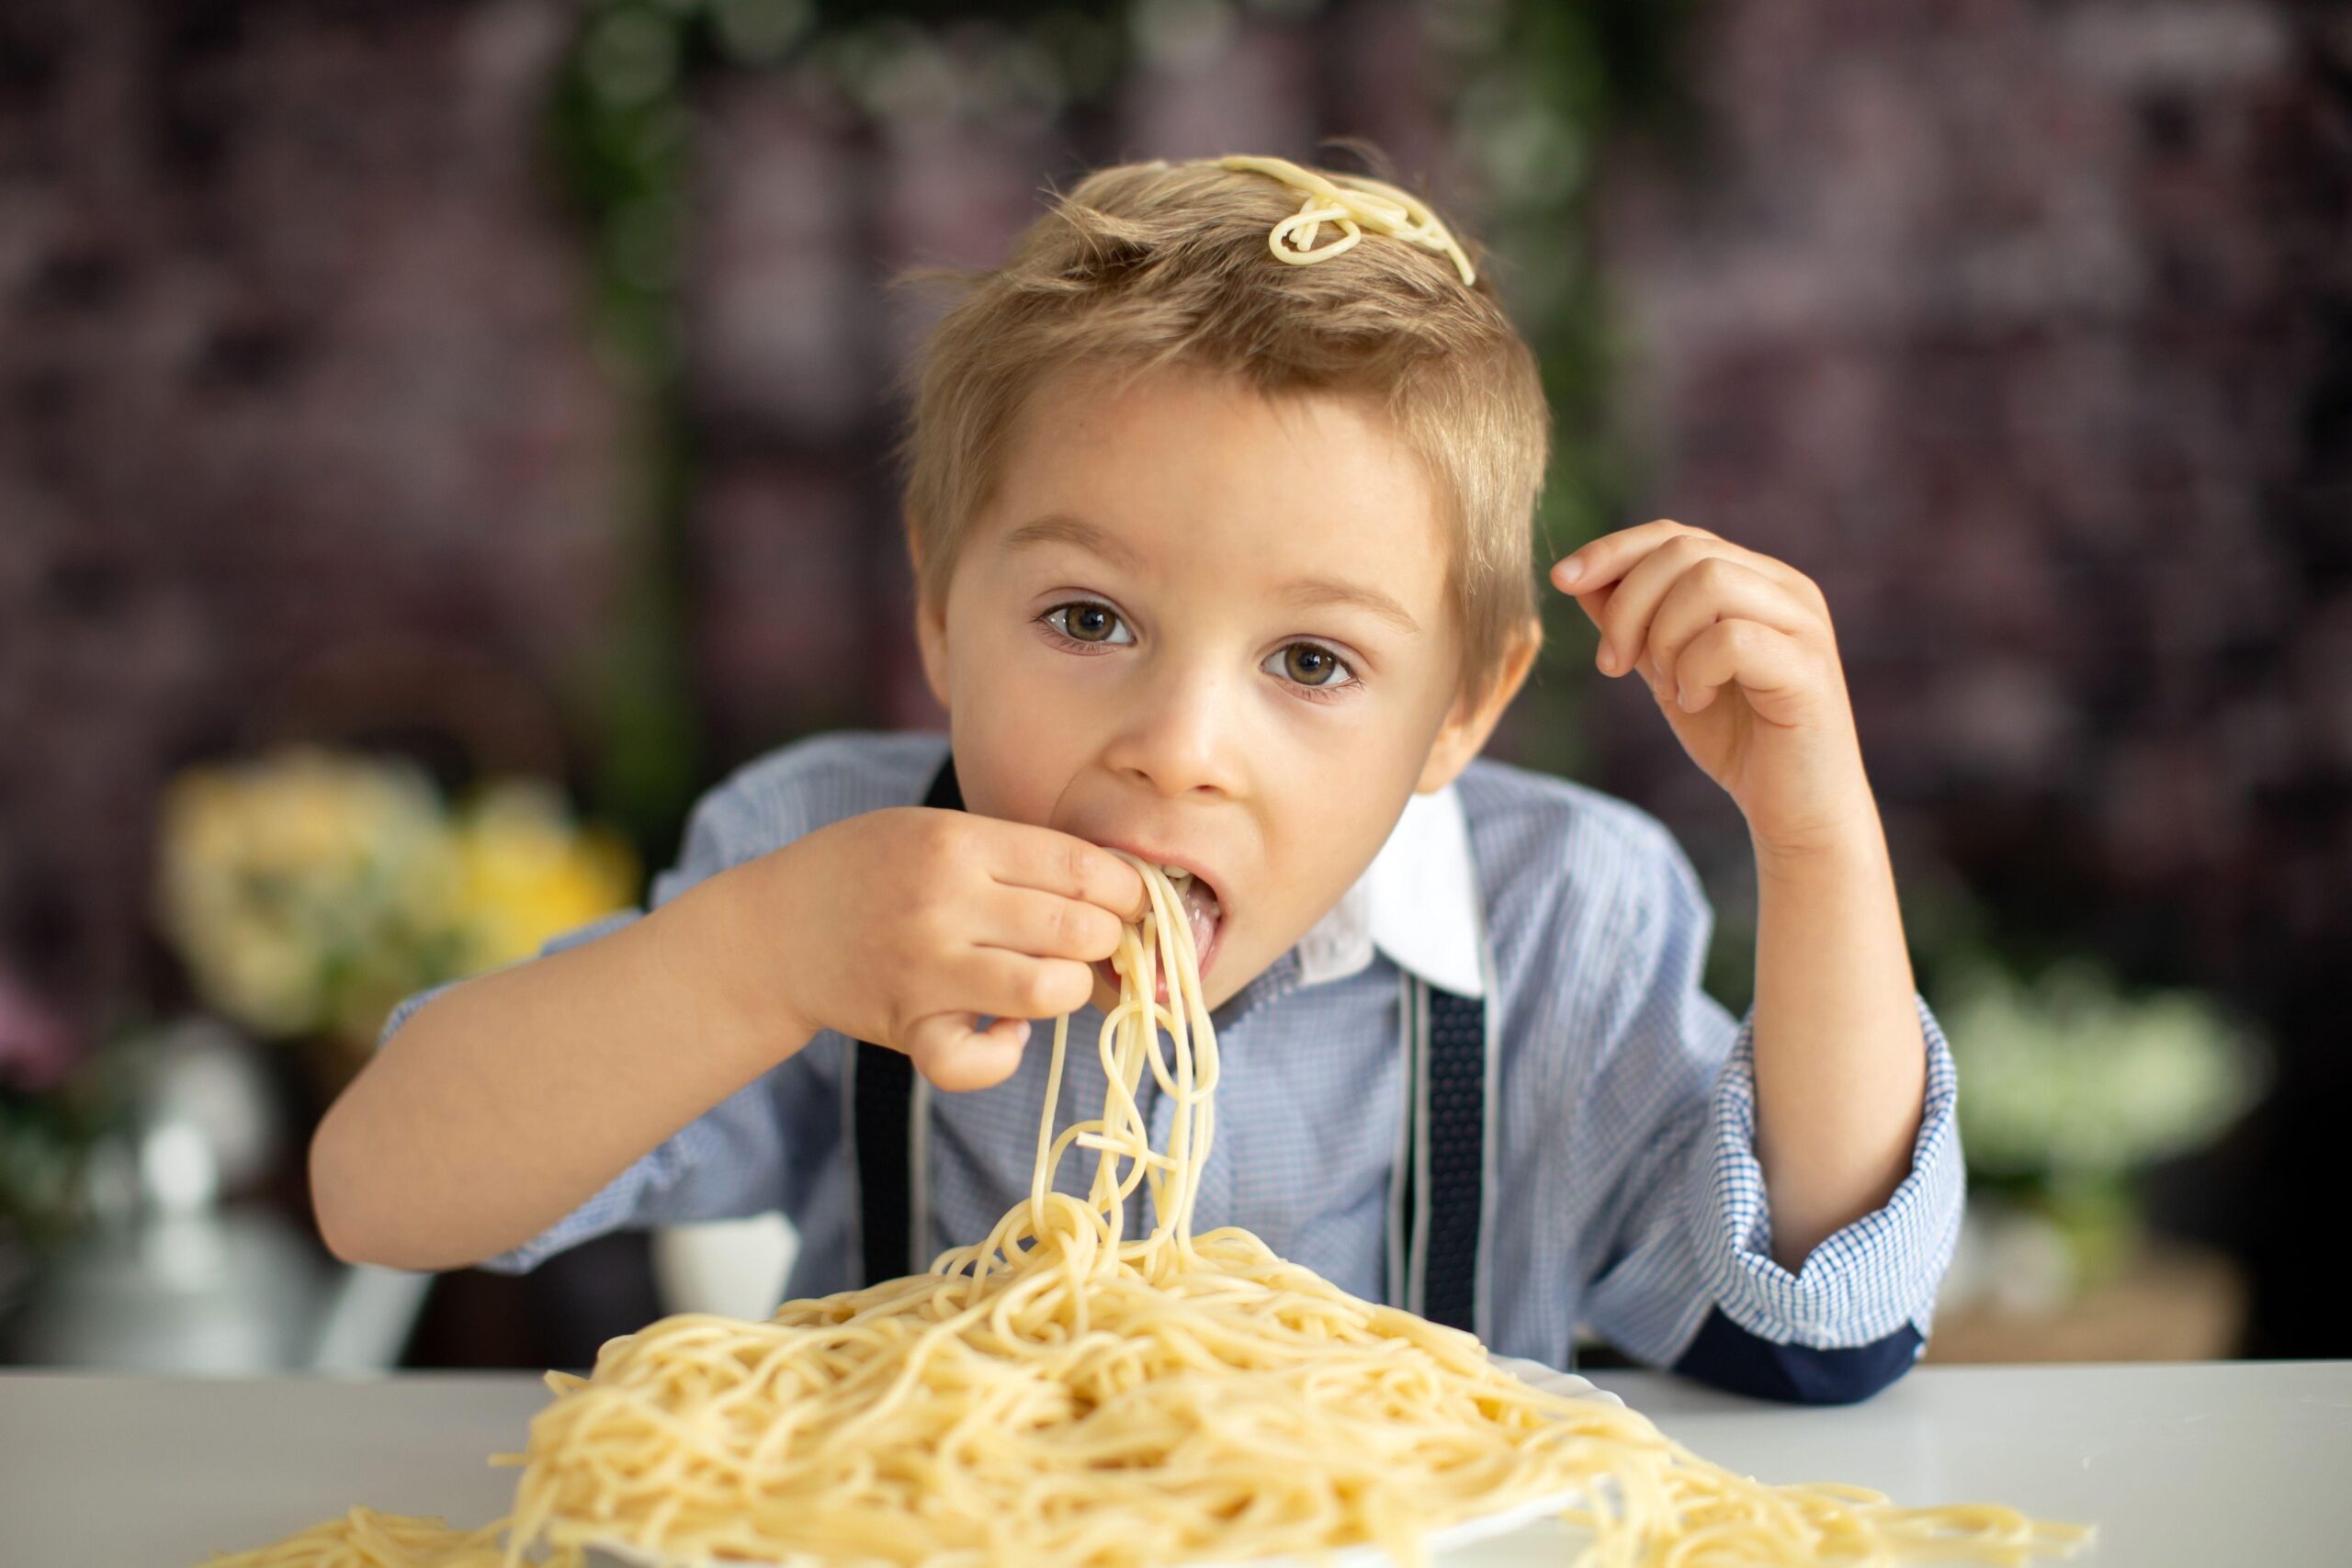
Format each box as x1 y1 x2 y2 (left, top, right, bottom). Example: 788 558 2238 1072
1562 818 1962 1400
369 770 841 1276
1690 996 1962 1350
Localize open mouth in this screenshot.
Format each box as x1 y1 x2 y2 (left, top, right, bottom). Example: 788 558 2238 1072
1094 864 1224 1009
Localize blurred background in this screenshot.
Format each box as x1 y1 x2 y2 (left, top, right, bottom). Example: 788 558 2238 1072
1 0 2344 1375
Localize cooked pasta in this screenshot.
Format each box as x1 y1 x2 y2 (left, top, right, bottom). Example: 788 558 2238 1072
197 1506 582 1567
1215 154 1479 286
206 855 2089 1568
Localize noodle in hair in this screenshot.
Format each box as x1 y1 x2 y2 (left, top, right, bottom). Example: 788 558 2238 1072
204 856 2088 1568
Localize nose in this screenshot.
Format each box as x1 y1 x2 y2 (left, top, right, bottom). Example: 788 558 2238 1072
1100 652 1248 799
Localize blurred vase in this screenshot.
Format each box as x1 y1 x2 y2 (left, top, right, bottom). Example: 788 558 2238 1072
4 1208 333 1372
0 1015 336 1373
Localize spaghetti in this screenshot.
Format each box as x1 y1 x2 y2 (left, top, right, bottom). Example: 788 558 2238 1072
196 1507 582 1567
1215 154 1479 287
207 855 2089 1568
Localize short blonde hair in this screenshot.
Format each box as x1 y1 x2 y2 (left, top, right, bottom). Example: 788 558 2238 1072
901 156 1549 700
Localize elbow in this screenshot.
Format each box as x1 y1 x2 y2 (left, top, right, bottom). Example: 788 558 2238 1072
1672 1309 1923 1405
309 1097 433 1269
309 1093 494 1273
309 1101 374 1266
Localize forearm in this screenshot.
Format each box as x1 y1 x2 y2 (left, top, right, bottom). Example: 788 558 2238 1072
309 869 799 1271
1749 812 1927 1269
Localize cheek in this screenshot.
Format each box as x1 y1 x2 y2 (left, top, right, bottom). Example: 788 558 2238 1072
1249 692 1442 883
946 631 1091 824
1251 758 1417 908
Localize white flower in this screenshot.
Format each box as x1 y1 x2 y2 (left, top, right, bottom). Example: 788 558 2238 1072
1939 960 2264 1182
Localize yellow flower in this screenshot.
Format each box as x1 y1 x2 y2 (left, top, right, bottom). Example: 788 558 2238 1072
155 750 637 1045
158 750 452 1039
196 907 322 1039
451 780 640 975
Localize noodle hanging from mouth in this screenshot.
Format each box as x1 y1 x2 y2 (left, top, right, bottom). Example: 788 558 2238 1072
206 855 2089 1568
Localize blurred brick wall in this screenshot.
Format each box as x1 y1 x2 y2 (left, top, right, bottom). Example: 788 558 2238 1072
1588 1 2351 1353
679 80 1058 759
2 0 2345 1357
1599 0 2348 948
0 0 630 1014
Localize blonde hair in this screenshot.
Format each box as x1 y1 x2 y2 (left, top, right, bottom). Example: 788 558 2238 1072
901 155 1549 701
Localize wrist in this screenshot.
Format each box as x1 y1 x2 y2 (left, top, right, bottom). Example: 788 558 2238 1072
1750 802 1889 886
654 857 819 1074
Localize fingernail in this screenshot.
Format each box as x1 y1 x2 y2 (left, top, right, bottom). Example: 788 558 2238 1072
1597 639 1616 672
1677 682 1693 710
1554 558 1584 587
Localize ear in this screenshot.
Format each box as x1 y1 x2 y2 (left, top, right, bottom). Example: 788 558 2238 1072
908 518 952 710
1414 617 1541 794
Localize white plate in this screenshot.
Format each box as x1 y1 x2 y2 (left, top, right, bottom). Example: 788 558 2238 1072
588 1358 1618 1568
1493 1354 1623 1409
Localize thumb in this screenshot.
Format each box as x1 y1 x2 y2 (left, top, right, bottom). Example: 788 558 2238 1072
902 1011 1032 1092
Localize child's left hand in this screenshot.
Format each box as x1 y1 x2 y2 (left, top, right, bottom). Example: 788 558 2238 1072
1551 520 1875 861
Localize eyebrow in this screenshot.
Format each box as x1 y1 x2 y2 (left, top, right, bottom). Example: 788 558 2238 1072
1000 512 1422 637
1269 576 1421 637
1000 513 1146 573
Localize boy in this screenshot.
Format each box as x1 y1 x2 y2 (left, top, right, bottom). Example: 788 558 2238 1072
312 156 1959 1404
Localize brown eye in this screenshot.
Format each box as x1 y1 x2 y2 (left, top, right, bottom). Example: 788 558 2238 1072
1048 603 1130 646
1276 642 1350 687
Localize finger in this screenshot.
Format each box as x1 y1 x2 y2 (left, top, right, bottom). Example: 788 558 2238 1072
1643 559 1817 699
974 885 1127 963
1671 619 1817 726
1592 531 1727 677
949 947 1100 1024
1549 519 1717 597
903 1011 1031 1093
983 823 1149 922
1555 522 1827 625
1563 579 1612 637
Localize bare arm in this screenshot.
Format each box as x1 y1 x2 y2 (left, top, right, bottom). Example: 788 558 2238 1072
1750 818 1925 1268
310 806 1148 1273
310 872 787 1271
1554 520 1931 1273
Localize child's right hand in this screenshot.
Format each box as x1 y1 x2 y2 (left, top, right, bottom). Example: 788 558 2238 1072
708 807 1149 1092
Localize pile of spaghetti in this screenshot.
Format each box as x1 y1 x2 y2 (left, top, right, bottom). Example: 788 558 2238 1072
207 858 2088 1568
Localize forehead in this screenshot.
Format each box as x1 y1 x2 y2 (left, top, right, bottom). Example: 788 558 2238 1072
979 366 1452 609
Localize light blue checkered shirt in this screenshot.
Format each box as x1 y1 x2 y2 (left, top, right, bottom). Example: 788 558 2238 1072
379 730 1962 1371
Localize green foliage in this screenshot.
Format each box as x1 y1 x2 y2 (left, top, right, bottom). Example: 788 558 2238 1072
1441 0 1694 780
0 1055 129 1248
1937 959 2266 1188
546 2 715 864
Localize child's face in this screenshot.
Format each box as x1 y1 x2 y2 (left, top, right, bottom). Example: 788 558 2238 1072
918 367 1522 1014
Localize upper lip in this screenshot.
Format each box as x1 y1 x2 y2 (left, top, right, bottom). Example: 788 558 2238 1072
1092 837 1225 910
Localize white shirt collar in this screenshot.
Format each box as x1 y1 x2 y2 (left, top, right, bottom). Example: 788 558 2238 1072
1291 783 1487 998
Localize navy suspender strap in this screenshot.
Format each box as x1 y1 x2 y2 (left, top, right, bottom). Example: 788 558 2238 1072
1394 973 1492 1337
850 753 963 1288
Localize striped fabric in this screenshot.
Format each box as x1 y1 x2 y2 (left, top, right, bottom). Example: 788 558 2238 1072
377 730 1962 1374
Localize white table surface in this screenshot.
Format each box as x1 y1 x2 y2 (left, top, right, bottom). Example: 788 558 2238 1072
3 1360 2346 1565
